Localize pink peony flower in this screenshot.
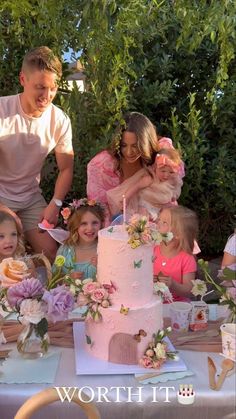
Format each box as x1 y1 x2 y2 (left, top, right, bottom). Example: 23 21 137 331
42 285 74 323
19 299 45 325
90 288 109 303
7 278 43 308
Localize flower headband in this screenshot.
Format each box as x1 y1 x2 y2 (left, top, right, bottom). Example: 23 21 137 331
61 198 104 223
155 154 180 173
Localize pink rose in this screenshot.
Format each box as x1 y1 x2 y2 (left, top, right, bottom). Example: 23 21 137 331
139 356 154 369
90 288 108 303
83 281 100 295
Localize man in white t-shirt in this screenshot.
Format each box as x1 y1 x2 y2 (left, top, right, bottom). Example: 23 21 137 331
0 46 74 261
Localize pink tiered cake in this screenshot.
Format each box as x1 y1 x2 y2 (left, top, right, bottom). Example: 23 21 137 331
85 225 163 365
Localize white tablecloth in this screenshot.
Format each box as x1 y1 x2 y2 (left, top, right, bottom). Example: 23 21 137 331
0 346 235 419
0 306 235 419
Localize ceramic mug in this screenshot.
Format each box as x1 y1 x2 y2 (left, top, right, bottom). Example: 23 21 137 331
220 323 236 361
169 301 192 332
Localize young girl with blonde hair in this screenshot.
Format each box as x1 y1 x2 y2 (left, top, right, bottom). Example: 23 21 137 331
53 199 105 280
153 206 198 301
0 207 25 262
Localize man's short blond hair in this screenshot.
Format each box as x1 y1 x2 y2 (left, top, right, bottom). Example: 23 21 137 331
22 46 62 79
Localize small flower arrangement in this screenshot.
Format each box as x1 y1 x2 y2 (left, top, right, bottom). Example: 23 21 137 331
153 281 173 303
61 198 104 224
0 255 79 354
76 278 113 322
126 214 173 249
0 277 75 351
140 327 177 369
192 259 236 323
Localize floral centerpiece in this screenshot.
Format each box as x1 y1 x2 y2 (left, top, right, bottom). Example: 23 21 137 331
140 327 177 369
192 259 236 323
126 214 173 249
0 255 76 358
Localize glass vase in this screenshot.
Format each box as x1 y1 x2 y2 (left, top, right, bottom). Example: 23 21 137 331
17 322 50 359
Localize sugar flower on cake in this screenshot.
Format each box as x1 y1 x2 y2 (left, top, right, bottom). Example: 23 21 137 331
0 257 30 288
140 327 177 369
76 278 112 322
126 214 173 249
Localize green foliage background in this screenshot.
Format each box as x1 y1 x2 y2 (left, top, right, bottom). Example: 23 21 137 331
0 0 235 255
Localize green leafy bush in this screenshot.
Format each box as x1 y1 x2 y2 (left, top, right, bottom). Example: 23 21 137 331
1 0 235 256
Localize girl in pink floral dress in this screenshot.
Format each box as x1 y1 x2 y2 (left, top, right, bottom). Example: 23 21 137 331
87 112 184 224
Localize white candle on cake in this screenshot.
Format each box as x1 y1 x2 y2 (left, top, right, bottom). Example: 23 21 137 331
122 194 126 224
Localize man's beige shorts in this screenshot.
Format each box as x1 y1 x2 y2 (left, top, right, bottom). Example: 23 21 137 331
0 193 47 232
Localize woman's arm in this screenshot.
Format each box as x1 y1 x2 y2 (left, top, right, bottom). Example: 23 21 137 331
106 168 148 215
221 252 236 268
87 151 119 203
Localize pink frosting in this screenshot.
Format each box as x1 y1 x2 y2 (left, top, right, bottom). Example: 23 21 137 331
85 298 163 363
97 226 154 307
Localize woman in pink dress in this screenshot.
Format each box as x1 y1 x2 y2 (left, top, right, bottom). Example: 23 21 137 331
87 112 184 224
106 147 183 221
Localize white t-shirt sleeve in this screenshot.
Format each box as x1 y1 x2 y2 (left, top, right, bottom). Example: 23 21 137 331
54 114 73 154
224 234 236 256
